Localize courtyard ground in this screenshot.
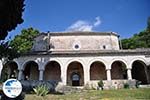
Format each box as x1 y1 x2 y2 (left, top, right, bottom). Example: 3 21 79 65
25 88 150 100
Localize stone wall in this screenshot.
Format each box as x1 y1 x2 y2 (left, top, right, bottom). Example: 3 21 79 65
50 35 119 51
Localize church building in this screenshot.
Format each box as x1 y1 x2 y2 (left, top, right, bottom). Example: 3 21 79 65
3 32 150 88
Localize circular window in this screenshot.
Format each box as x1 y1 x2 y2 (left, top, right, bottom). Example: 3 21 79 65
72 41 81 50
75 44 79 49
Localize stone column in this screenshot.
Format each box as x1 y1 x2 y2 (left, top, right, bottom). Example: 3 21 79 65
18 69 23 80
39 70 44 81
84 66 90 85
61 66 67 85
144 66 150 84
106 69 111 81
127 68 132 80
38 62 45 81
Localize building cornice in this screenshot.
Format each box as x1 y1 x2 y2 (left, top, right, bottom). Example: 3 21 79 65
47 31 119 37
21 49 150 57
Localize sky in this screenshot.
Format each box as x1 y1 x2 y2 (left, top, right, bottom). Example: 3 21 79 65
7 0 150 40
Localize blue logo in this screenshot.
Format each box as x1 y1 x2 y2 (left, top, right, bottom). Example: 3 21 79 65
2 79 22 98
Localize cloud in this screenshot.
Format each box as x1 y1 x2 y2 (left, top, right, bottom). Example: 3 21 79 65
94 17 101 27
66 17 101 32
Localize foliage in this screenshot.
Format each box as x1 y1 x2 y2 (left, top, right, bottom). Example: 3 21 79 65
0 41 19 60
10 27 40 53
98 80 104 90
33 85 49 97
135 81 141 88
147 17 150 30
123 83 129 89
121 17 150 49
0 0 25 40
0 41 19 82
0 65 8 82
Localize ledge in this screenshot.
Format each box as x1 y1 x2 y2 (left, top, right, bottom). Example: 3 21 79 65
21 49 150 57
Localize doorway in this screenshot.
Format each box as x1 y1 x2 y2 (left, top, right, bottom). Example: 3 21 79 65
72 73 80 86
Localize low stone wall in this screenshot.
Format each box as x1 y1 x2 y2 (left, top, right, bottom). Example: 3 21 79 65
17 80 137 94
85 80 136 89
20 80 58 93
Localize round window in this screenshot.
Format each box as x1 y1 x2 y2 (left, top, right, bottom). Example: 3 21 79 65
75 44 79 49
72 41 81 50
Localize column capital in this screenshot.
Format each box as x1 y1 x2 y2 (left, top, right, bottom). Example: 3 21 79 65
18 69 23 71
106 68 111 70
39 69 44 71
127 68 132 70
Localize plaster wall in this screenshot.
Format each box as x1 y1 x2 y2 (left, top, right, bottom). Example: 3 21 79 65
50 35 119 51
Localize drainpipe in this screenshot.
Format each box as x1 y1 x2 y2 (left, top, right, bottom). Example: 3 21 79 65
47 31 50 51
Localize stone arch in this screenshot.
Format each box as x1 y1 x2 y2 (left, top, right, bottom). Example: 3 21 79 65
131 60 149 84
110 58 128 68
22 59 39 70
2 61 18 79
43 59 63 70
66 59 85 69
88 58 107 67
90 61 106 80
23 61 39 80
130 57 147 66
67 61 84 86
44 61 61 81
111 60 127 79
88 58 108 69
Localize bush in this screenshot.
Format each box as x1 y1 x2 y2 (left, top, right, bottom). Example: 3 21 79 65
124 83 129 89
135 81 141 88
20 80 57 93
98 80 104 90
33 85 49 97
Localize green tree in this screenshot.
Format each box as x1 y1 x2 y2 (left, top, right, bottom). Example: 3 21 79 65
0 41 19 60
0 0 25 40
122 17 150 49
0 0 25 61
10 27 40 53
147 17 150 30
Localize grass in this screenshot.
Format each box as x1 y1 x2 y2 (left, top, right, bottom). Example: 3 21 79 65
25 88 150 100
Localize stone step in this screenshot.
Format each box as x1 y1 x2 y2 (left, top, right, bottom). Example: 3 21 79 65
56 86 84 94
139 85 150 88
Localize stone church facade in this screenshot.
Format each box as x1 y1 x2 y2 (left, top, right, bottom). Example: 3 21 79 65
4 32 150 88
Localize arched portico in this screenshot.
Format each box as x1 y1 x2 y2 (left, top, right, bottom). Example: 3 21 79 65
67 61 84 86
90 61 106 80
132 60 149 84
111 61 127 79
2 61 18 79
23 61 39 80
44 61 61 81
